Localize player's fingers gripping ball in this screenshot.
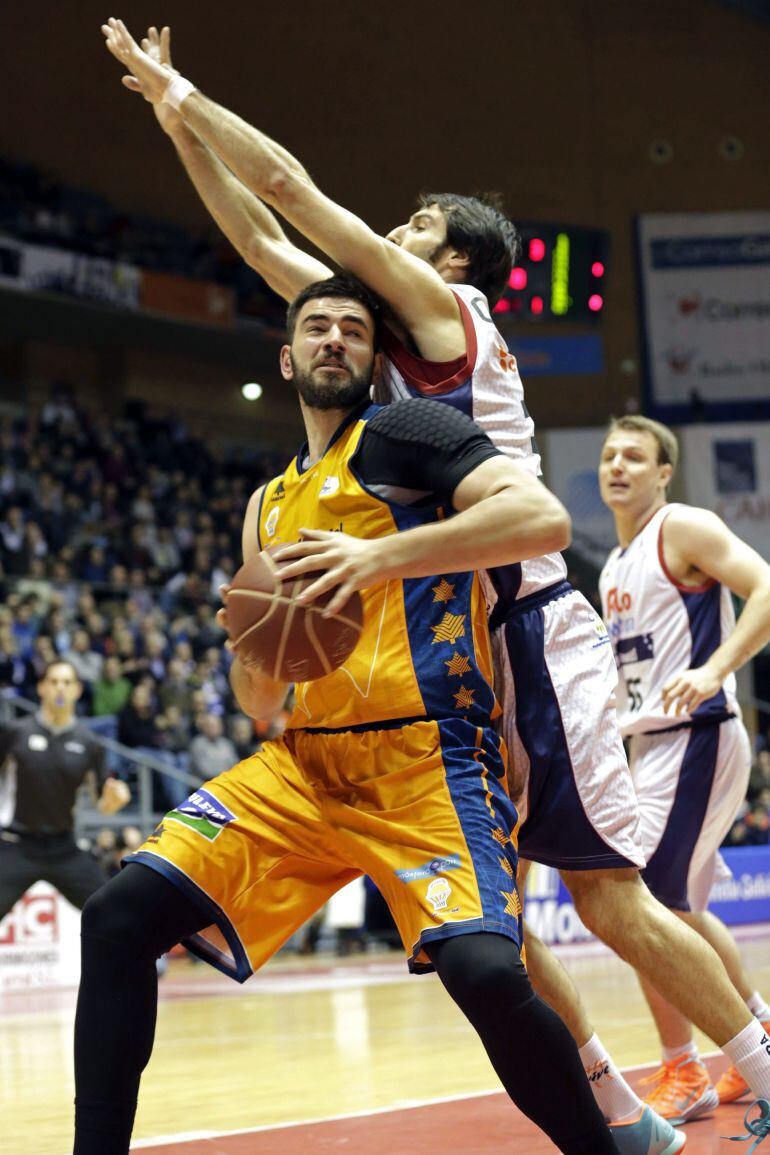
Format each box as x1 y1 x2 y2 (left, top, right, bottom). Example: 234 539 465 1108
226 547 363 681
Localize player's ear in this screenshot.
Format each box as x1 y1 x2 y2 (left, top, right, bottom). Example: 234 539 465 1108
447 247 471 273
279 345 294 381
660 462 673 490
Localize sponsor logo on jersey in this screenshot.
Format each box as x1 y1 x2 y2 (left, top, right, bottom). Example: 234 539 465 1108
606 587 632 615
265 507 280 538
319 476 340 497
395 854 462 884
269 479 286 502
167 789 236 842
28 734 48 751
426 877 452 912
616 632 655 665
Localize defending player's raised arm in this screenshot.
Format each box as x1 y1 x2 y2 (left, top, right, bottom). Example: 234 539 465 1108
129 26 332 302
101 19 463 356
661 506 770 714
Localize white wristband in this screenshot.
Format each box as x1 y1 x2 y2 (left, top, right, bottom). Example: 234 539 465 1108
163 74 196 111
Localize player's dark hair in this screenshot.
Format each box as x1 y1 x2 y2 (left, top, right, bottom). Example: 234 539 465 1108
286 275 381 343
39 658 81 683
418 192 521 306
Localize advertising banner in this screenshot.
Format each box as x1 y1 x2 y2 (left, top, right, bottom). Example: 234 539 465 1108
680 423 770 561
0 881 81 991
524 847 770 947
542 427 616 568
0 234 141 309
140 269 235 327
637 212 770 420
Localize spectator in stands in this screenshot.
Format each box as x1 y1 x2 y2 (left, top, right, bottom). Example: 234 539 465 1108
188 713 237 781
118 683 161 749
158 656 194 715
749 750 770 802
64 628 104 686
92 656 133 717
745 804 770 846
0 506 28 574
230 715 257 761
157 704 191 757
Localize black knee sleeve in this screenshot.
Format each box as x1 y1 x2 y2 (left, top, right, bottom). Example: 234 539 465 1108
426 933 616 1155
81 861 206 961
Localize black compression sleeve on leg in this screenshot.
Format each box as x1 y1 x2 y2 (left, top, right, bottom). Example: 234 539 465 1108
426 933 619 1155
73 863 209 1155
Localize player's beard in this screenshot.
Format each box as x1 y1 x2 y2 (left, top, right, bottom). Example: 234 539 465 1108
290 352 373 410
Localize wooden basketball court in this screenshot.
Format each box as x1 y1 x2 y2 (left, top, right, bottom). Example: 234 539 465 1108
3 927 769 1154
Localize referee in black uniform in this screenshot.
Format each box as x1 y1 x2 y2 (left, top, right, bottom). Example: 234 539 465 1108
0 660 131 917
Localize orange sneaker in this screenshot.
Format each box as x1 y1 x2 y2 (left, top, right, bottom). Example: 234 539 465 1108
716 1020 770 1104
640 1056 719 1125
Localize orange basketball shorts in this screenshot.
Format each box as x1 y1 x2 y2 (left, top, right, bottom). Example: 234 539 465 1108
126 717 522 980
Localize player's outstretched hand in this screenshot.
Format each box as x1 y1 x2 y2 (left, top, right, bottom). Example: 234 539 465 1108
662 664 723 716
101 17 171 104
273 529 383 616
142 25 182 132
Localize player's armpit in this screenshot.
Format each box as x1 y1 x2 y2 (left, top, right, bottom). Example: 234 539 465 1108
663 506 770 599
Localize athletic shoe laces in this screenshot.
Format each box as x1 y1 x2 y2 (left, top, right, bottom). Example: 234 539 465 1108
726 1099 770 1151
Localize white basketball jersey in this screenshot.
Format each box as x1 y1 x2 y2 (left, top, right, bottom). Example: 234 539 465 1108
599 504 738 737
381 283 567 607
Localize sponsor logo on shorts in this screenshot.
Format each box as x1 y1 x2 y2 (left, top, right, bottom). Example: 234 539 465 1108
395 854 462 884
167 789 236 842
426 877 452 912
592 618 611 649
146 822 166 845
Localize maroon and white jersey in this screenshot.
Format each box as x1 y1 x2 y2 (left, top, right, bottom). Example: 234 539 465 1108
381 283 567 608
599 504 738 737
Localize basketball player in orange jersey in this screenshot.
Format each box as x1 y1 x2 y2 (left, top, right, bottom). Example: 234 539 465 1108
72 274 629 1155
597 417 770 1129
101 19 770 1149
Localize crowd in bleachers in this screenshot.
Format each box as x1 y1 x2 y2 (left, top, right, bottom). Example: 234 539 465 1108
0 387 290 803
0 155 284 323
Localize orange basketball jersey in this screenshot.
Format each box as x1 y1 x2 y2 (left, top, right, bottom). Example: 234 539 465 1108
255 404 499 732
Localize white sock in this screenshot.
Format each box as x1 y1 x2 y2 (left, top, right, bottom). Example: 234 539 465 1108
579 1033 644 1123
747 991 770 1022
722 1019 770 1100
661 1040 699 1064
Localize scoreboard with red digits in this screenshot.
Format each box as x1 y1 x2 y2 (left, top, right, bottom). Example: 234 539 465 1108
494 223 611 322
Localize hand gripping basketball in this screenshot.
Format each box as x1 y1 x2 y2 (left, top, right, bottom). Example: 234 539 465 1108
226 547 363 682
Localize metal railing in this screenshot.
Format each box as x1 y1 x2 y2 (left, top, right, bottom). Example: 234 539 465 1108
0 691 199 836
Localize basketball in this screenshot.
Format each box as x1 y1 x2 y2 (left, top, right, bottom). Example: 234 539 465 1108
226 546 364 682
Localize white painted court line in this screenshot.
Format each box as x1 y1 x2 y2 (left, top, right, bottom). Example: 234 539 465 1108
131 1053 723 1149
